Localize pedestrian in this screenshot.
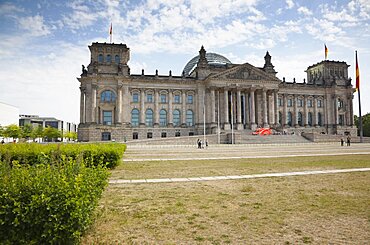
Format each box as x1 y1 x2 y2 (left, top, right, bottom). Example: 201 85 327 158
340 138 344 146
197 139 201 149
205 140 208 148
347 136 351 146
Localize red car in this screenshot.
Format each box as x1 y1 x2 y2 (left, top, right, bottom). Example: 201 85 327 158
252 128 272 135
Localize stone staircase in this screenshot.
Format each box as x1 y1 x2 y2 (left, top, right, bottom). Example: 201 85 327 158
238 134 311 144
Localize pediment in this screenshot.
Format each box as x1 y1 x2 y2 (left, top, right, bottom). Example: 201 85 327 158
209 63 280 82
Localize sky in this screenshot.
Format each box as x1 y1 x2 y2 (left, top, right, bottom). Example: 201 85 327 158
0 0 369 124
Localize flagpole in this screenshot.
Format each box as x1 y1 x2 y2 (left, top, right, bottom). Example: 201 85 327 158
356 51 363 143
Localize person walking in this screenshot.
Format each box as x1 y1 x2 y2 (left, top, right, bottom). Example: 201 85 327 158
346 136 351 146
340 138 344 146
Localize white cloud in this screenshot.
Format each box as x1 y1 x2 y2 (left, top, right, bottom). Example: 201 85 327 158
18 15 50 36
297 6 312 16
0 2 24 15
286 0 294 9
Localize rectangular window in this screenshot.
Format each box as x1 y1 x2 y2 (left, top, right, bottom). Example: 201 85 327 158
101 132 111 141
187 95 193 104
174 94 180 103
189 132 194 136
161 132 167 138
298 99 303 107
287 98 292 107
103 111 112 125
318 100 322 108
308 99 313 107
339 115 344 126
160 94 167 103
147 94 153 103
132 93 139 102
133 132 138 139
147 132 153 138
278 98 282 107
175 131 180 137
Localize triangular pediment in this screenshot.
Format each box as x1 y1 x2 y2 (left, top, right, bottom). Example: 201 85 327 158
208 63 280 82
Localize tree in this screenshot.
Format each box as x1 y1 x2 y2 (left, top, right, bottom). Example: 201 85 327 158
63 131 77 142
0 126 4 138
31 125 44 142
21 124 33 140
354 113 370 137
4 124 21 139
43 126 62 142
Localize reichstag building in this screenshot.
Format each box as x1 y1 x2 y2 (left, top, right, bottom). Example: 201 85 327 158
78 42 356 141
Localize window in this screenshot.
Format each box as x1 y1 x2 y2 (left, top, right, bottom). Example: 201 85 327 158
298 112 303 126
318 112 323 126
187 94 193 104
278 111 282 125
298 99 303 107
308 99 313 107
106 54 111 63
145 109 153 126
174 94 180 103
159 109 167 126
186 110 194 126
98 54 103 63
173 109 181 126
115 55 120 64
147 132 153 138
147 94 153 103
318 99 322 108
287 98 292 107
103 111 112 125
133 132 138 139
338 99 344 109
278 98 282 107
161 132 167 138
132 93 139 102
160 94 167 103
339 115 344 126
308 112 313 126
175 132 180 137
101 132 111 141
131 109 139 126
287 112 292 126
189 132 194 136
101 90 116 102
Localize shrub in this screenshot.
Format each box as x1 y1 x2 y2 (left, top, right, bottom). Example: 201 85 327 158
0 159 109 244
0 143 126 168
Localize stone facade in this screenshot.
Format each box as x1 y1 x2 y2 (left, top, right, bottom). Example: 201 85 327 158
78 42 356 142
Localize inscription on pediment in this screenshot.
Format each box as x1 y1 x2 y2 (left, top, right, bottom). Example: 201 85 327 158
225 67 262 80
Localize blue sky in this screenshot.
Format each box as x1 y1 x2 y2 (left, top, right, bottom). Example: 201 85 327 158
0 0 369 124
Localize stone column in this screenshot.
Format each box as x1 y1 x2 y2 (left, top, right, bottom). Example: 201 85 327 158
269 91 275 126
117 86 123 124
224 88 229 129
334 95 338 125
262 89 268 127
181 90 186 125
294 95 298 127
154 89 159 126
80 88 85 123
211 88 216 124
140 89 145 126
283 94 287 126
304 95 308 126
313 96 318 126
244 92 250 127
274 90 279 126
91 86 97 123
349 95 354 125
168 90 173 127
249 88 256 129
237 89 243 129
122 85 130 125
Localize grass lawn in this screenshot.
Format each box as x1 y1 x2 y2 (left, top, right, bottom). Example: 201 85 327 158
82 172 370 244
111 154 370 179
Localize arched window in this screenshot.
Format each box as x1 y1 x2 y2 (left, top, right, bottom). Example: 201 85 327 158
318 112 322 126
186 110 194 126
298 112 303 126
278 111 282 125
98 54 103 63
145 109 153 126
159 109 167 126
115 55 120 64
308 112 313 126
131 109 139 126
101 90 116 102
173 109 181 126
106 54 111 63
287 112 292 126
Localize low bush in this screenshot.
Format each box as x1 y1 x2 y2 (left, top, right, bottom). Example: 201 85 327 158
0 159 109 244
0 143 126 168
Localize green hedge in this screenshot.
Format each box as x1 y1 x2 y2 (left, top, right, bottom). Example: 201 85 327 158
0 160 109 244
0 143 126 168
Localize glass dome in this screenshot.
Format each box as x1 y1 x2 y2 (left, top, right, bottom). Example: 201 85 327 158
182 53 232 76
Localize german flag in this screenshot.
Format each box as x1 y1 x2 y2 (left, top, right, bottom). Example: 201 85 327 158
325 44 328 60
356 51 360 91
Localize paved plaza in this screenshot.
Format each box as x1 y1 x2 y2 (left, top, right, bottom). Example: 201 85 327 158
110 143 370 184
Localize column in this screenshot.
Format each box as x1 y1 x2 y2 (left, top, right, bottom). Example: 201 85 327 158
117 86 122 124
349 95 354 125
269 91 275 126
211 88 216 124
249 89 256 129
304 95 308 126
140 89 145 126
283 94 287 126
274 90 279 126
154 89 159 126
168 90 173 126
237 90 242 129
182 90 186 125
91 86 97 123
294 95 298 126
262 89 268 127
80 89 85 123
334 95 338 125
244 91 250 126
122 85 130 125
224 88 229 126
313 96 318 126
